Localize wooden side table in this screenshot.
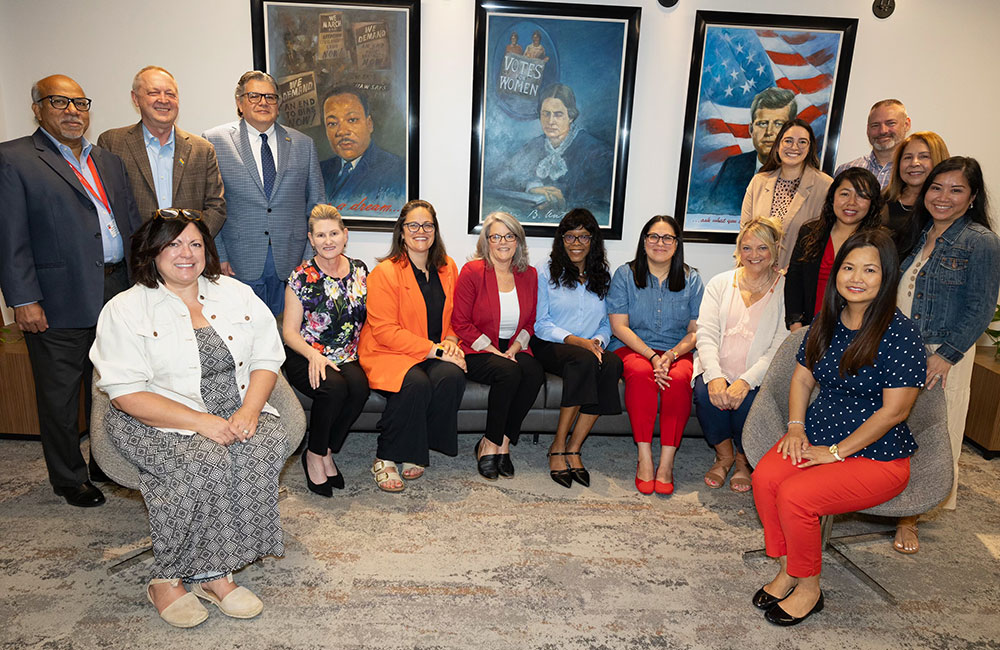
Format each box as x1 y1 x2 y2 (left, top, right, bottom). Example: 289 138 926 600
0 333 86 438
965 346 1000 459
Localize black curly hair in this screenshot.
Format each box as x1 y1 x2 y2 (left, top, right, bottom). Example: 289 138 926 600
547 208 611 299
797 167 884 262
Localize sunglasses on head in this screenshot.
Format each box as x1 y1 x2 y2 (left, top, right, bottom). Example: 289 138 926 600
154 208 203 222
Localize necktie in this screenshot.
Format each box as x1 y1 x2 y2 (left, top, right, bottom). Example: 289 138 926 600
260 133 276 198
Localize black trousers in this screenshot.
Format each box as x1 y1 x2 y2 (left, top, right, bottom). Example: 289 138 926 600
531 336 623 416
464 340 544 446
375 359 466 466
23 263 130 487
282 348 370 455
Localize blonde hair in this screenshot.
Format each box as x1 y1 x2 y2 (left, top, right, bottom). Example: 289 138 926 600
735 217 783 267
308 204 346 233
883 131 950 203
473 212 530 272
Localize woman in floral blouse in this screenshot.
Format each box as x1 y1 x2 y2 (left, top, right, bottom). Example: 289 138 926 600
282 205 369 496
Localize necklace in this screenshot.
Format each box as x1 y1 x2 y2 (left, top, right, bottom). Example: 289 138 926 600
738 267 774 294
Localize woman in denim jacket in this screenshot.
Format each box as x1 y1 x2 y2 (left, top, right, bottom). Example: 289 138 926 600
894 157 1000 554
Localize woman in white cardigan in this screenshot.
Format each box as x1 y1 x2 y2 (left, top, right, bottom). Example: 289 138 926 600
741 118 833 270
694 218 790 491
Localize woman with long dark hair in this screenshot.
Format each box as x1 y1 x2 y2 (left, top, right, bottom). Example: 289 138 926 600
358 200 467 492
751 229 925 625
742 118 833 269
784 168 884 331
533 208 623 488
608 215 704 494
892 156 1000 553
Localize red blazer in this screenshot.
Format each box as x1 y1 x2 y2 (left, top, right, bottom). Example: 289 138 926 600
453 258 537 356
359 255 459 392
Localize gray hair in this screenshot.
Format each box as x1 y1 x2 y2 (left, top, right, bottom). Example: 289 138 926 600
870 98 906 117
234 70 278 117
473 212 530 272
132 66 176 93
750 87 797 122
30 82 41 103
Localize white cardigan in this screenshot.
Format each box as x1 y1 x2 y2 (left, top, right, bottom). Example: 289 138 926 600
90 275 285 435
693 269 790 388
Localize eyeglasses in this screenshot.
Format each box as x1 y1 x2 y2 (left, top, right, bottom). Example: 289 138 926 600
562 234 592 245
488 233 517 243
645 233 678 246
36 95 92 111
403 221 436 233
154 208 203 222
239 91 279 105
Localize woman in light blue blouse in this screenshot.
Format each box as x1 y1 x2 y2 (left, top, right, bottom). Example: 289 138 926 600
608 215 704 495
533 209 623 488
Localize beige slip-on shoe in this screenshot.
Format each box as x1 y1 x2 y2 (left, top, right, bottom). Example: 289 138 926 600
191 574 264 619
147 578 209 628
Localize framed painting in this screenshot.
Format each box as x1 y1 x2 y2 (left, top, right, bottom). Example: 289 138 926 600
251 0 419 231
469 0 640 239
675 11 857 243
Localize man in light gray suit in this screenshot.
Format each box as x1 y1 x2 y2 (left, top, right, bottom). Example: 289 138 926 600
202 70 323 314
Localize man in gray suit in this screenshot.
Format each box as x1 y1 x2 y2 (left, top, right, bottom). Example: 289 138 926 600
202 70 323 314
98 66 226 235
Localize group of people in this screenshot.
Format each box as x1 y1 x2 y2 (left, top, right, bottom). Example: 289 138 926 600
1 68 997 631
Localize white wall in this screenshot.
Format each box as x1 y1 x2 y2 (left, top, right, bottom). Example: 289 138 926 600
2 0 999 325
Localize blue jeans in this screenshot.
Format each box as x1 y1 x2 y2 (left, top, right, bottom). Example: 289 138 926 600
243 244 285 315
693 375 758 454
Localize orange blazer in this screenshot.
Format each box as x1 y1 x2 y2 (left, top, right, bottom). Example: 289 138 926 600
359 255 459 392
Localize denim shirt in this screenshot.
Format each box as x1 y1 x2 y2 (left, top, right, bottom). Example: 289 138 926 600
534 263 611 346
606 264 704 352
900 214 1000 364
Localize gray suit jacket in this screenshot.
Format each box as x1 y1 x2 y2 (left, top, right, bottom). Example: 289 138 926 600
202 120 323 283
97 122 226 235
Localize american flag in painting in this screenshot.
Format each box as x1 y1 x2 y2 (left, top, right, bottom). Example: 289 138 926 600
687 25 842 206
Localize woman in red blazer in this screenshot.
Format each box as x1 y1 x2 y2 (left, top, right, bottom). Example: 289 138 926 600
358 200 467 492
453 212 545 480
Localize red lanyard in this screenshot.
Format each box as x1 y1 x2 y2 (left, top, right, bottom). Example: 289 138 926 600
69 154 111 214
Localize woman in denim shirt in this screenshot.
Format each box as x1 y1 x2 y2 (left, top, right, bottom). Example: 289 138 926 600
894 157 1000 554
608 216 704 495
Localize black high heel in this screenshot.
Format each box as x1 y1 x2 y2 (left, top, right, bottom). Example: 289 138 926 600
326 457 345 490
302 452 333 497
565 451 590 487
475 438 500 481
547 452 572 488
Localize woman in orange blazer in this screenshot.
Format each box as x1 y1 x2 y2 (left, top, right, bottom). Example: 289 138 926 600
358 200 467 492
453 212 545 481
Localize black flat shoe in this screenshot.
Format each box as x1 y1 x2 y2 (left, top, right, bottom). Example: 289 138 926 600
53 481 105 507
302 452 333 497
764 591 824 626
497 453 514 478
547 452 572 488
565 451 590 487
475 438 500 481
753 586 793 610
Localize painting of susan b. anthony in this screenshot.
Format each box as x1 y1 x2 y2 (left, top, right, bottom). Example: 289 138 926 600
470 3 639 237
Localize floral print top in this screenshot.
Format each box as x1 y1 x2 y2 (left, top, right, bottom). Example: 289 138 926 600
287 257 368 364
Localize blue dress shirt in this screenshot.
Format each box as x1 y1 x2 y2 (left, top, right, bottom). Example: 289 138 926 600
534 263 611 346
142 124 175 209
606 264 705 352
40 128 123 262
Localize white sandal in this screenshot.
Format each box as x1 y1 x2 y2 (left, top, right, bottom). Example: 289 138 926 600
400 462 425 480
371 459 405 492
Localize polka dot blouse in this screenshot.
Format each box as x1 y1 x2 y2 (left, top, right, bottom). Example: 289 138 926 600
796 310 926 460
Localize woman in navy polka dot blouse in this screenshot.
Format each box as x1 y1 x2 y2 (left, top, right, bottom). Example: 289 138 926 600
750 229 926 626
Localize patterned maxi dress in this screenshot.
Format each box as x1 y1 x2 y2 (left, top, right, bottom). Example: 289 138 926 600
107 326 288 581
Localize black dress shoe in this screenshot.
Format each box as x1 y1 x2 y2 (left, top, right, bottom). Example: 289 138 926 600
547 452 573 488
88 461 110 483
475 439 500 481
53 481 105 507
565 452 590 487
752 585 793 610
327 471 345 490
497 453 514 478
764 591 824 626
302 452 333 497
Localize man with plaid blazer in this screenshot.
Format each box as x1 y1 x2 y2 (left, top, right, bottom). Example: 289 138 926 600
202 70 323 314
97 66 226 235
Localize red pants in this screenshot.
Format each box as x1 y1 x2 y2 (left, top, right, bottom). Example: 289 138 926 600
615 348 693 446
752 440 910 577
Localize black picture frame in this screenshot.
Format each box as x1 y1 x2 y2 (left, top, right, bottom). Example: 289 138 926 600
469 0 641 239
251 0 420 231
675 11 857 244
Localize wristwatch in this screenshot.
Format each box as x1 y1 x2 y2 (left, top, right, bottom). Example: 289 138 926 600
829 444 845 462
434 345 445 358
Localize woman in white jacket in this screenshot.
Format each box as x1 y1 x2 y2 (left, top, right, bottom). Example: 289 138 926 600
694 217 790 492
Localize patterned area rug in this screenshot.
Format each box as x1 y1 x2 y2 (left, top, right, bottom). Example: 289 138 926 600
1 434 998 649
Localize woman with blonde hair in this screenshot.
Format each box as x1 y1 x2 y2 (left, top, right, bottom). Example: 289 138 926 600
882 131 950 261
453 212 545 480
